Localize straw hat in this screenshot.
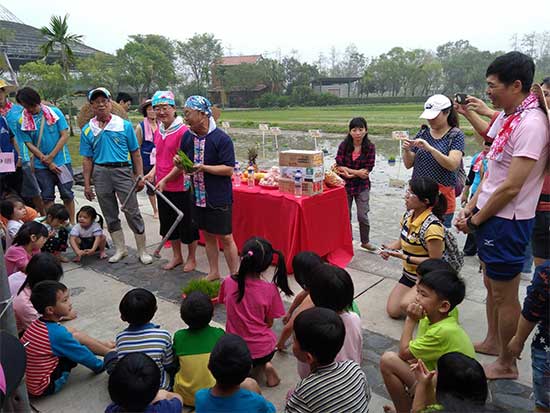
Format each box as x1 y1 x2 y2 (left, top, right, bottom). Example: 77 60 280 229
77 101 129 129
0 79 16 94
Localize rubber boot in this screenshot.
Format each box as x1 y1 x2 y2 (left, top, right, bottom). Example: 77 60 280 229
108 230 128 263
135 233 153 265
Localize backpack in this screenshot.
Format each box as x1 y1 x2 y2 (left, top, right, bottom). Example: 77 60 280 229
405 211 464 273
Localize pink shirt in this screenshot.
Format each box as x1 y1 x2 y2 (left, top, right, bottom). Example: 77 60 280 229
153 123 189 192
8 271 26 296
4 245 38 276
13 287 37 333
477 109 549 219
219 276 285 359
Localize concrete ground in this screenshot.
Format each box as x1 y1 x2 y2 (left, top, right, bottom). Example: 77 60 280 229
28 180 536 413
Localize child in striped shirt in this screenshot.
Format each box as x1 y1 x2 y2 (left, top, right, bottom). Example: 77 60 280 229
108 288 175 390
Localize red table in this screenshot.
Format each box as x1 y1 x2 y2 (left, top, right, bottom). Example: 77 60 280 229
201 184 354 273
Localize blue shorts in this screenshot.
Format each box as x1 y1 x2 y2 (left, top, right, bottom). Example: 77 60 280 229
532 345 550 409
21 162 41 198
476 214 534 280
35 164 74 202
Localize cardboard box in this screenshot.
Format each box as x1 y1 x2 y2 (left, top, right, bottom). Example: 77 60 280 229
280 166 324 182
279 150 323 167
278 178 323 196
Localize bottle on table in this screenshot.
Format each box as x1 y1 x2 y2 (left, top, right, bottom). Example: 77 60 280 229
234 161 241 186
248 165 255 188
294 169 302 198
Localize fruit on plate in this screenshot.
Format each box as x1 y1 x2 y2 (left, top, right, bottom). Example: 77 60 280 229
259 166 280 187
242 171 265 181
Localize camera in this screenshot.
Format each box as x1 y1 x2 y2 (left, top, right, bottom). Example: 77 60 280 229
454 93 468 105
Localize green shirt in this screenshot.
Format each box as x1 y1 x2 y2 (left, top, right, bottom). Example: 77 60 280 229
417 307 459 338
409 314 475 371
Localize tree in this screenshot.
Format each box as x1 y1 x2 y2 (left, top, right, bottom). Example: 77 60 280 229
339 44 367 77
258 58 285 93
76 53 119 93
176 33 223 95
19 61 66 103
40 14 83 135
282 56 319 94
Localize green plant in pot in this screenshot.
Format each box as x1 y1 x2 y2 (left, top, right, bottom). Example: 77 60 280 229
182 279 221 303
388 155 396 165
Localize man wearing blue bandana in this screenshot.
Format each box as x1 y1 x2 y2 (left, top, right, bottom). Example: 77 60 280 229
80 87 153 265
175 96 239 280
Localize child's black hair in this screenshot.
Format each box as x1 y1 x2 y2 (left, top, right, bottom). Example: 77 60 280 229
0 199 15 219
208 334 252 387
236 236 293 302
416 258 455 278
418 270 465 311
409 177 448 221
30 280 67 314
292 251 322 290
77 205 104 229
18 253 63 295
12 221 48 247
180 291 213 330
119 288 157 325
46 204 69 222
309 263 354 312
108 352 160 412
294 307 345 365
436 352 488 410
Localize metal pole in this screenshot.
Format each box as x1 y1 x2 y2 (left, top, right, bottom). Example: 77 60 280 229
0 242 32 412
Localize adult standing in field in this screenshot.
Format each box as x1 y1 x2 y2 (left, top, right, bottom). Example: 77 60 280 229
15 87 75 223
455 52 549 380
174 95 239 281
80 87 153 265
136 98 159 219
116 92 133 113
403 95 465 227
334 117 376 251
144 91 199 272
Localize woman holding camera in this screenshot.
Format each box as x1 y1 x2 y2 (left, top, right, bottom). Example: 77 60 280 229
402 94 465 227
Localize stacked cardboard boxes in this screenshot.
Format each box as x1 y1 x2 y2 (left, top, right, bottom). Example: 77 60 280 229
278 150 324 196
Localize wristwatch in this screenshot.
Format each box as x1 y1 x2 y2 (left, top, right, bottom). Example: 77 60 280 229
466 216 480 232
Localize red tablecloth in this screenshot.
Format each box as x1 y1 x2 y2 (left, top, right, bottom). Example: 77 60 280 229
200 185 354 273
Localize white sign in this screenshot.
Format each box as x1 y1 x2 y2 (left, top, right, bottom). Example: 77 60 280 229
0 152 15 173
222 121 231 129
259 123 270 131
270 127 281 135
308 129 322 138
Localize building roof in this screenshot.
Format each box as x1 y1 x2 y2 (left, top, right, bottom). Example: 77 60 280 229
217 55 262 66
312 77 362 85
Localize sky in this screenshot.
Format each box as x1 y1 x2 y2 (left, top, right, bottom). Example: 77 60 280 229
3 0 548 63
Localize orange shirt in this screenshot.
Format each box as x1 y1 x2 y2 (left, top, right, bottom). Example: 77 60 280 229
1 206 39 226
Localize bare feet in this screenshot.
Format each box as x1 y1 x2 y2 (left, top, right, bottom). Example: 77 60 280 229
183 259 196 272
205 274 221 282
474 340 499 356
265 362 280 387
163 258 183 270
484 360 519 380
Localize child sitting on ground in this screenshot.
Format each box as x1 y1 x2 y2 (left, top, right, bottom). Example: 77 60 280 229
380 270 475 413
4 221 47 275
276 251 322 351
286 307 371 412
35 204 70 263
218 236 293 387
106 352 183 413
69 205 107 262
411 352 487 413
508 261 550 412
306 263 362 377
20 280 105 397
109 288 174 390
0 198 27 248
194 334 276 413
173 291 224 407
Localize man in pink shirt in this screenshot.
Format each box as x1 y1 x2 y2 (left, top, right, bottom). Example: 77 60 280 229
456 52 549 380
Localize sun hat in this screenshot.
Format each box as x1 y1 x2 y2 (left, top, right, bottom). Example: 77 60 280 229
151 91 175 107
0 79 16 94
420 94 452 120
88 87 111 102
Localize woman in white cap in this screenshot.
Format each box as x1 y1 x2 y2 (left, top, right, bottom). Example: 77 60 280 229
402 95 465 227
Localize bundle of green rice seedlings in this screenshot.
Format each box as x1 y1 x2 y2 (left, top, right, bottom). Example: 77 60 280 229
77 101 128 129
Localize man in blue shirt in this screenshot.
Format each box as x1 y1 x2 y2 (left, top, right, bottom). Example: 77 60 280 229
15 87 74 223
80 87 152 265
0 79 21 198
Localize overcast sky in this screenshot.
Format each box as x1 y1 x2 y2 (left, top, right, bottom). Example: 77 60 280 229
4 0 548 63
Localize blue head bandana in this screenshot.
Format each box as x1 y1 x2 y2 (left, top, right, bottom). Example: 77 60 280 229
152 90 175 107
184 95 212 117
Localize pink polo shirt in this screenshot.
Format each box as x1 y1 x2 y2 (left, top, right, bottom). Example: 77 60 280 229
477 109 549 220
4 245 39 276
153 123 189 192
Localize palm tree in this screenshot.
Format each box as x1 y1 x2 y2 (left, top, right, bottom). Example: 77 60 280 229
40 14 82 136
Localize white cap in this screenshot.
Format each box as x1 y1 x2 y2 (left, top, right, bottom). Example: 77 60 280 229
420 94 452 120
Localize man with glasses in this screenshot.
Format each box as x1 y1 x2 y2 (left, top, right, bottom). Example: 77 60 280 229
80 87 152 265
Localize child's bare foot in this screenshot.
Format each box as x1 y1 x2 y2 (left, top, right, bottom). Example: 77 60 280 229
265 362 280 387
162 258 183 270
383 405 396 413
183 259 196 272
484 360 519 380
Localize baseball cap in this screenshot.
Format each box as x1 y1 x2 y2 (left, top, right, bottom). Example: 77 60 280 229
88 87 112 102
0 332 26 409
208 334 252 385
420 94 452 120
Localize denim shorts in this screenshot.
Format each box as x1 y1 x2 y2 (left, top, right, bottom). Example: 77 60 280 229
35 164 74 202
21 162 41 198
532 345 550 409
